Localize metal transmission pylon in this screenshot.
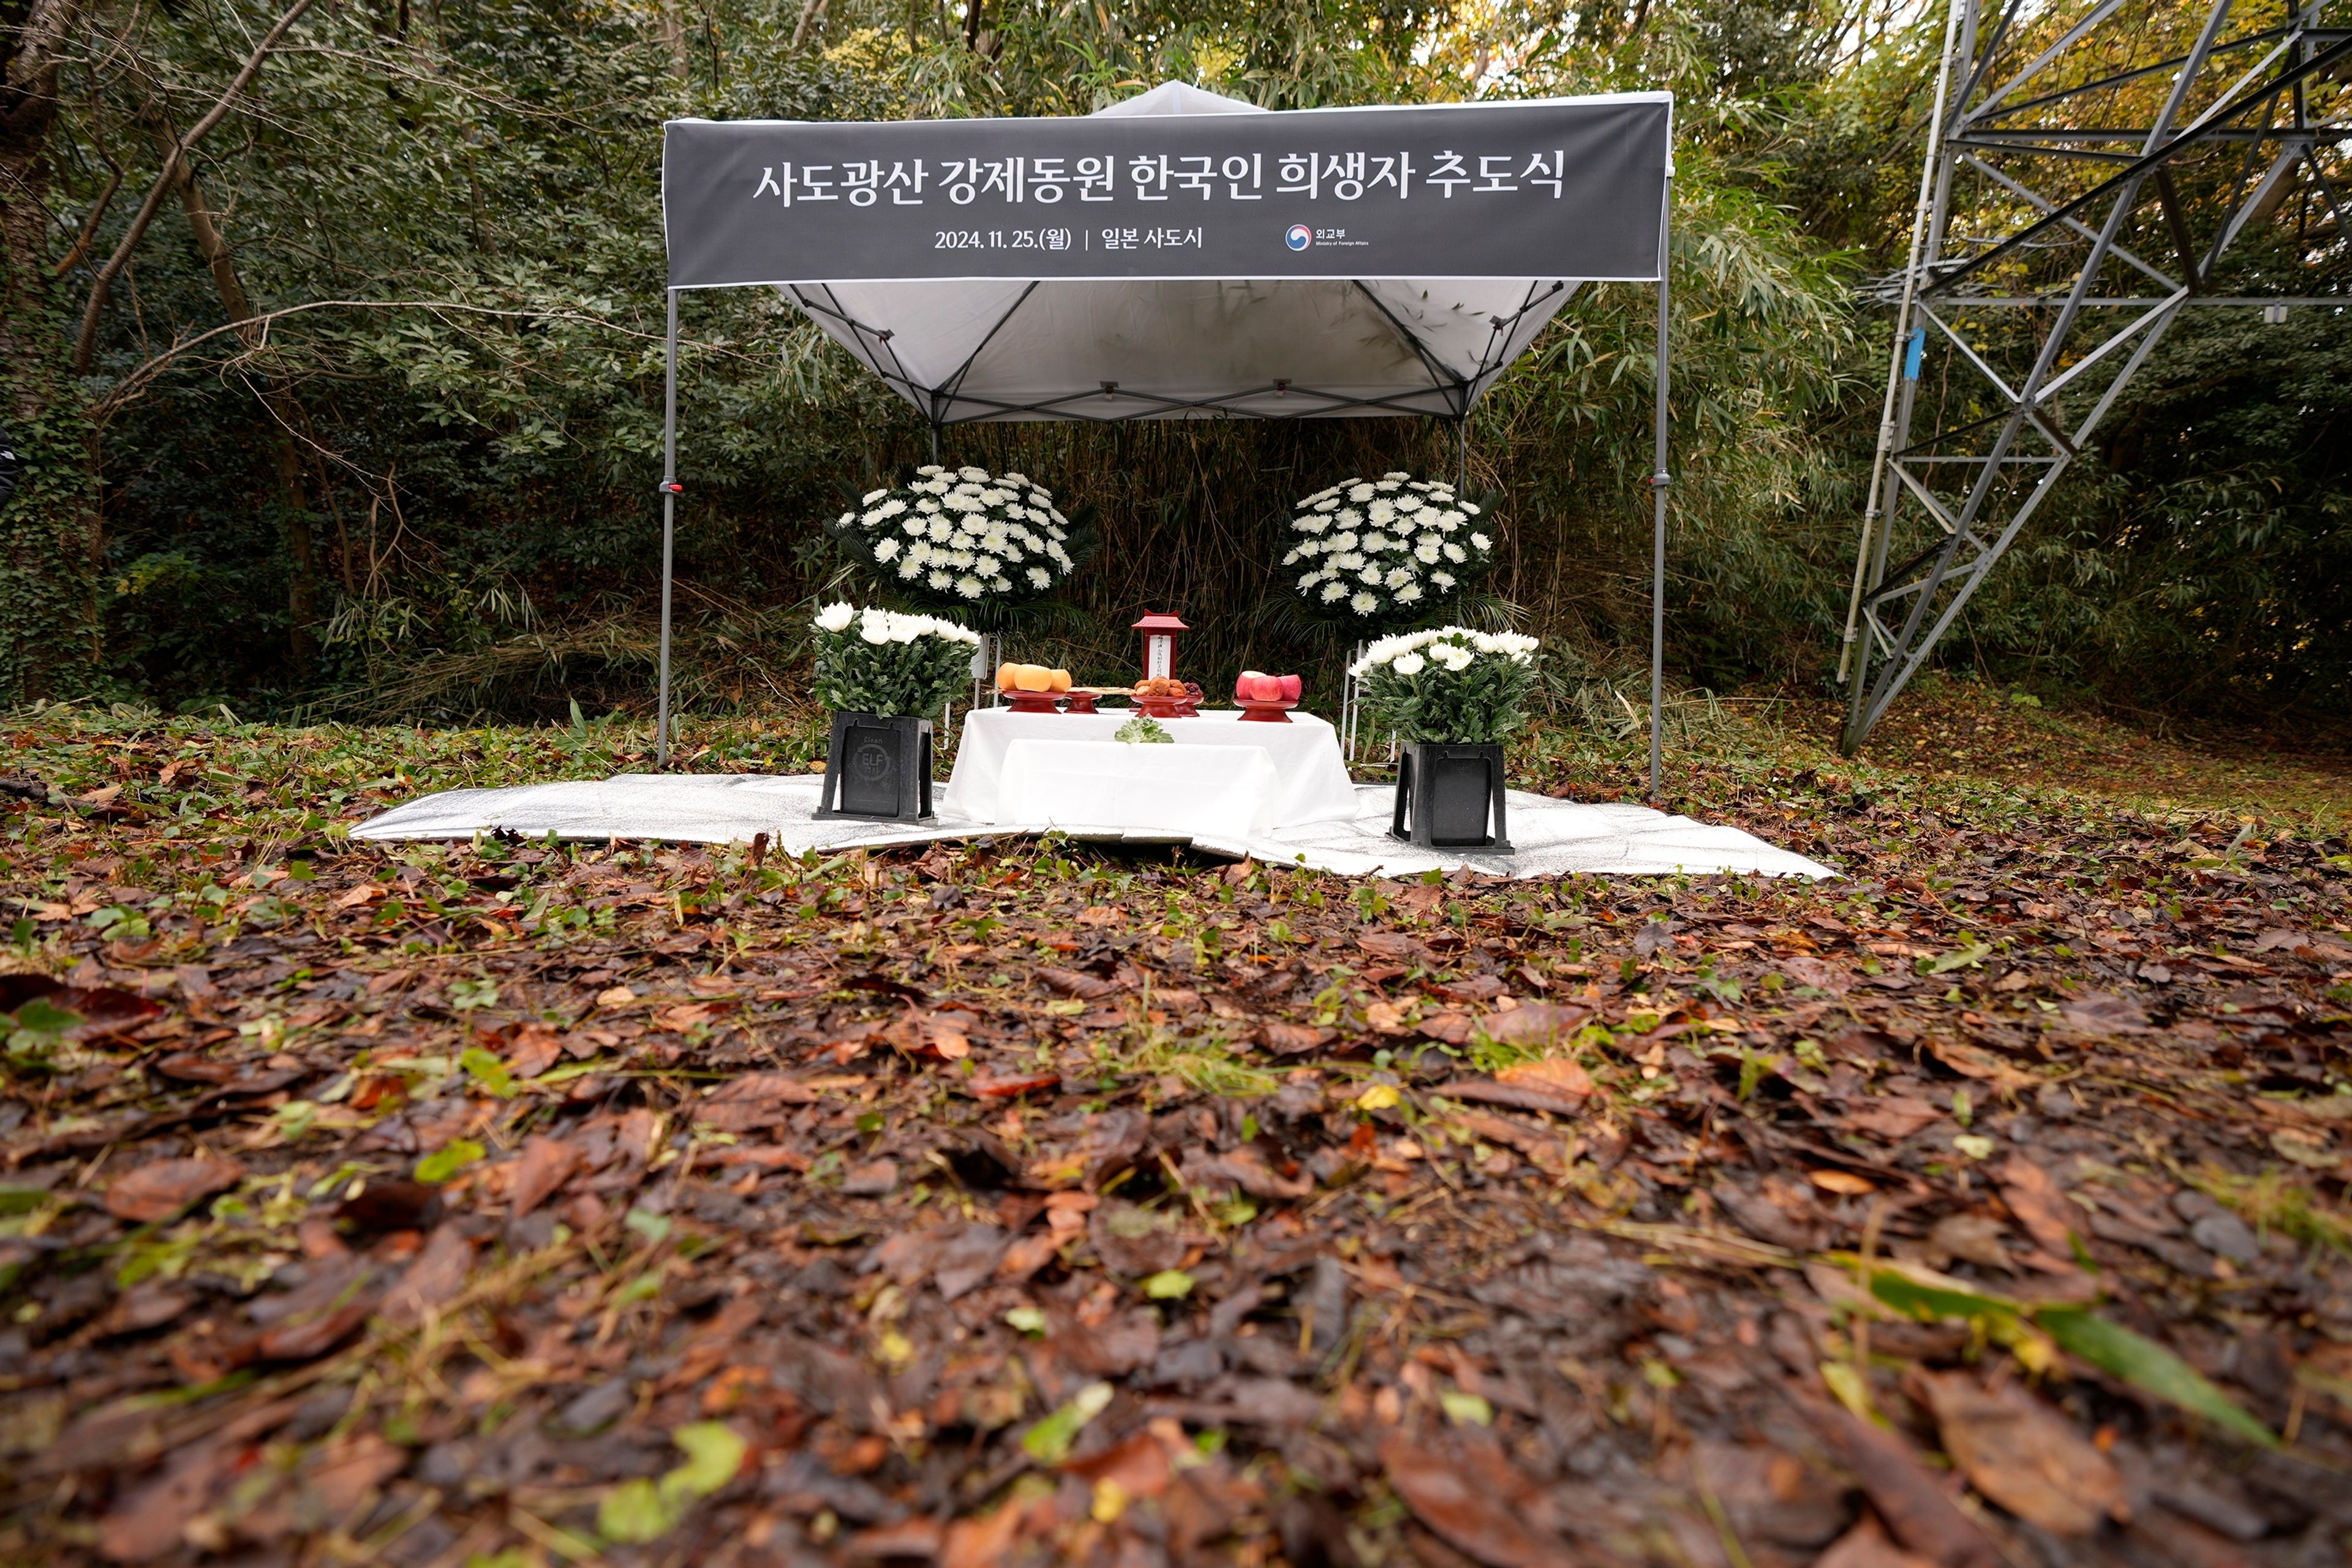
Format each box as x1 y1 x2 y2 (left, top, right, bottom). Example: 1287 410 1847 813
1836 0 2349 754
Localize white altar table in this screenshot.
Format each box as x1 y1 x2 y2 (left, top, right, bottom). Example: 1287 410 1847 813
945 709 1360 830
996 738 1282 839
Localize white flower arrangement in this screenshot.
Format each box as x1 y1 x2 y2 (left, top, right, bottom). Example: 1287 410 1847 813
1283 471 1494 628
827 466 1089 623
1348 625 1540 745
814 601 981 647
1348 626 1539 678
811 602 982 718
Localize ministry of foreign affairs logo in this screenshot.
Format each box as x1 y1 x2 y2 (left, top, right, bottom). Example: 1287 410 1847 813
1285 224 1312 251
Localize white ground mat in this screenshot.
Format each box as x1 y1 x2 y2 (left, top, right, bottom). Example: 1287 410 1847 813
352 773 1834 881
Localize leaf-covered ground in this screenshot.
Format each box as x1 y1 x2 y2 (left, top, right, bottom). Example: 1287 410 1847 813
2 700 2350 1568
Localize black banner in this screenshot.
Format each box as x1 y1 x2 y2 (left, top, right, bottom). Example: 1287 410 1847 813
663 96 1670 288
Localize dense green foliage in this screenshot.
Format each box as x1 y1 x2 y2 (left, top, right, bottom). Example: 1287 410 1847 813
1 0 2343 726
1963 288 2352 714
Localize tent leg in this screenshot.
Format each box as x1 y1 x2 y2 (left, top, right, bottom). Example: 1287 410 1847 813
1649 174 1672 806
657 289 678 771
929 423 939 466
1455 417 1467 497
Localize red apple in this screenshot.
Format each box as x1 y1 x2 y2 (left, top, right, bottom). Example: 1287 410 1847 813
1259 674 1289 701
1236 669 1266 701
1276 674 1302 702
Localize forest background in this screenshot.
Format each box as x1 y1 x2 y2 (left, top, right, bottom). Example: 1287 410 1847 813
1 0 2345 733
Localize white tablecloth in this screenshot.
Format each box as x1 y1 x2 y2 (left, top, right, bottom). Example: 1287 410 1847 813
352 774 1839 880
998 739 1282 839
946 708 1359 829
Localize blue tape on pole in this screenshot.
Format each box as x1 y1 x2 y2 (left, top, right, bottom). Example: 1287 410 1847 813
1903 326 1924 381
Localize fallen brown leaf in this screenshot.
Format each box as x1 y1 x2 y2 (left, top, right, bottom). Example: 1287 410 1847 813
102 1158 245 1224
968 1071 1060 1099
1434 1073 1587 1116
1919 1373 2127 1536
1259 1020 1335 1055
1817 1516 1942 1568
693 1071 818 1131
508 1135 583 1218
1844 1096 1944 1142
1995 1158 2081 1256
1358 931 1429 963
1419 1009 1474 1044
380 1227 474 1324
1038 966 1123 1000
1477 1001 1592 1047
1800 1395 2003 1568
2057 992 2152 1036
97 1445 235 1562
505 1020 564 1078
1495 1056 1595 1098
1378 1430 1573 1568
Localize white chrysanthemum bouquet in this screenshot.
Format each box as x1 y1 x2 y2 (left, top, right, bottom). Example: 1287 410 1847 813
1348 626 1540 744
827 465 1092 628
811 602 982 718
1283 472 1494 628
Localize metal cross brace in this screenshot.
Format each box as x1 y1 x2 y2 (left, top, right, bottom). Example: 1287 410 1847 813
1837 0 2348 755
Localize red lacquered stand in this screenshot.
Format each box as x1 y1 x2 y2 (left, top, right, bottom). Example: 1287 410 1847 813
1234 699 1297 723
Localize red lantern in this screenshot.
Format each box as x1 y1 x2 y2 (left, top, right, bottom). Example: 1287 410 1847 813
1131 611 1188 683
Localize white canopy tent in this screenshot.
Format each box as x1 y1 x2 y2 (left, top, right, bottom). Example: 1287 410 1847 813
656 81 1676 791
785 83 1591 426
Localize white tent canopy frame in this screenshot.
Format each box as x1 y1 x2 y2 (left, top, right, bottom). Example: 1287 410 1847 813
654 81 1676 796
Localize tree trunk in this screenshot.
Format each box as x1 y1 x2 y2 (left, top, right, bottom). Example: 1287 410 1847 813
1 0 104 699
789 0 826 51
150 123 321 672
658 0 690 80
281 450 318 669
72 0 314 374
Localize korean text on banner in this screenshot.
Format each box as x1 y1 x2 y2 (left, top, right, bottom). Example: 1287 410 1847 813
663 96 1671 287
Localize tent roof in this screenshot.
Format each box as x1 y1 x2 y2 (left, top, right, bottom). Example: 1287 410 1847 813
1089 80 1267 118
778 82 1643 424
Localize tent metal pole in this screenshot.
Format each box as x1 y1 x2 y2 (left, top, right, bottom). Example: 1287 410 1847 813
929 423 939 466
1456 417 1467 497
1649 172 1672 805
657 288 679 771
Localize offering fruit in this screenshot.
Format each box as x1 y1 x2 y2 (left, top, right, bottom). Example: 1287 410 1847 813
1133 676 1186 698
997 662 1074 694
1235 670 1302 703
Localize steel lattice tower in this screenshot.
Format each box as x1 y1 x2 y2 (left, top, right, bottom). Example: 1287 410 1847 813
1837 0 2348 753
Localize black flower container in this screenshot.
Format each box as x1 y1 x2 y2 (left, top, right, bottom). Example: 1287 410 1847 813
1390 742 1512 853
816 712 935 822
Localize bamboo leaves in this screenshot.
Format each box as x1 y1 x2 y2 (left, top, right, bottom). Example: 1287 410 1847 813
1863 1264 2277 1449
